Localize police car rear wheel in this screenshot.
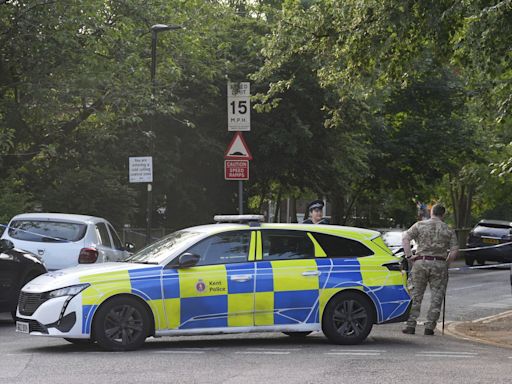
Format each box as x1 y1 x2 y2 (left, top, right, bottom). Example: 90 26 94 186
322 292 374 345
93 297 150 351
282 331 312 338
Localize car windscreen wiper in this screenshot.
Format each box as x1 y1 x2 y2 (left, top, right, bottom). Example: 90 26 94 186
122 259 157 264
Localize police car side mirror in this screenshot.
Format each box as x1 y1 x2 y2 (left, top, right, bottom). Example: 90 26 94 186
178 252 200 268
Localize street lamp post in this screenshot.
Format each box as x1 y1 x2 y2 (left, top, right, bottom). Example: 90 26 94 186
146 23 182 245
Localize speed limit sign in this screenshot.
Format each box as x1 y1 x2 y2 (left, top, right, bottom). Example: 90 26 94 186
227 82 250 131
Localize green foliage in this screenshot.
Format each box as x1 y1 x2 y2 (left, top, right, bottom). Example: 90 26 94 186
0 0 511 231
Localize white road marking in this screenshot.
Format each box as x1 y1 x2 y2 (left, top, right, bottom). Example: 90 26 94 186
153 350 205 354
331 349 386 352
447 284 488 292
418 351 478 355
325 352 381 356
245 348 300 351
417 354 475 358
416 351 477 358
236 351 291 355
471 302 512 309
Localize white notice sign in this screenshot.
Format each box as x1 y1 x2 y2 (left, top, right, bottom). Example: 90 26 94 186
129 156 153 183
227 82 251 131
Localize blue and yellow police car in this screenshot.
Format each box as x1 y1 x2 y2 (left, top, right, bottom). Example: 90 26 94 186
16 215 410 351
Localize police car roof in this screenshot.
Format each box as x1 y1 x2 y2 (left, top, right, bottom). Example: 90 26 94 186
186 223 380 241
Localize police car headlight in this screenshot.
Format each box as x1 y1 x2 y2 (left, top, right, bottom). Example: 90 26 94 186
42 283 90 300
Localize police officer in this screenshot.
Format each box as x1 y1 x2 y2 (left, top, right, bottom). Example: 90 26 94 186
402 203 459 335
303 200 330 224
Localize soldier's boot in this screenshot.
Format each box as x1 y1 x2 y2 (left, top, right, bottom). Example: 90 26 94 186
402 327 415 335
424 328 434 336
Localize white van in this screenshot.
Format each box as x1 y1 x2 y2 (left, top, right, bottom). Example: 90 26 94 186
1 213 132 270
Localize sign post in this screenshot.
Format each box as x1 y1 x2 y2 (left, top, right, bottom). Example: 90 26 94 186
129 156 153 244
224 132 252 215
227 82 251 132
226 82 251 214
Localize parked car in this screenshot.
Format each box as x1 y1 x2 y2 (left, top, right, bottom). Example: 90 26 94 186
1 213 133 271
380 229 417 257
465 219 512 266
0 239 47 320
15 215 410 351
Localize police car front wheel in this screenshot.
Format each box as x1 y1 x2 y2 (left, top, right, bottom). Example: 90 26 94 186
93 296 150 351
322 292 375 345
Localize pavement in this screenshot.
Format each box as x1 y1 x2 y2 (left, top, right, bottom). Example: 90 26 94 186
443 309 512 349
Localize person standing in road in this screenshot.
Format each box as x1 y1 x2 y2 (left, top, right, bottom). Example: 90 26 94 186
303 199 330 224
402 203 459 336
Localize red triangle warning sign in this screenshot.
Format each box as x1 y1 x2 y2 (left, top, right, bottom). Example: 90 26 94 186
224 132 253 160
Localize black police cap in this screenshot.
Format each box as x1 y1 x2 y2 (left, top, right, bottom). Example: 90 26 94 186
308 199 324 212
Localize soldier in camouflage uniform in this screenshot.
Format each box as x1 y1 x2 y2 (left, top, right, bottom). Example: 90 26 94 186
401 204 459 335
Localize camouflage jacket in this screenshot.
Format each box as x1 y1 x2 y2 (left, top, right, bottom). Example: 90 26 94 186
405 217 458 257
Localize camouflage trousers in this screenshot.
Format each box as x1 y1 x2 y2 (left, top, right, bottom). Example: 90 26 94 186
406 260 449 330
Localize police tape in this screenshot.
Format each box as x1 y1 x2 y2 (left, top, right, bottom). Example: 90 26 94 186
448 262 512 272
0 222 74 243
0 223 161 243
458 241 512 252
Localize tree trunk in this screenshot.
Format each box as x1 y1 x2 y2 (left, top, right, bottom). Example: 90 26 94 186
290 197 298 223
273 188 282 223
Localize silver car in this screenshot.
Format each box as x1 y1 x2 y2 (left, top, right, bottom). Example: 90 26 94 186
1 213 132 270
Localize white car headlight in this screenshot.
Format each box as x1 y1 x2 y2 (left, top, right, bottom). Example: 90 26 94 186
42 283 90 300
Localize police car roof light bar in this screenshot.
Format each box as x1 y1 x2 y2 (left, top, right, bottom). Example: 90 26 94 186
213 215 265 226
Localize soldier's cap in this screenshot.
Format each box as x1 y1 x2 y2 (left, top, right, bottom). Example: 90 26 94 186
308 199 324 212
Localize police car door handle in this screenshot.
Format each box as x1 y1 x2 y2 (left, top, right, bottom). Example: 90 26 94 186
302 271 321 277
230 275 253 282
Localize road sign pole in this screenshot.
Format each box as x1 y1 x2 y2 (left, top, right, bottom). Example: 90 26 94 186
146 183 152 245
239 180 243 214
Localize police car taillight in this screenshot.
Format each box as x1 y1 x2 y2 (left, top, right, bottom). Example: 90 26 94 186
79 248 98 264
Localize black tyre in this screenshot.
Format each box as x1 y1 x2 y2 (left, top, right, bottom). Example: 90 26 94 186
64 338 95 345
282 331 312 338
476 258 485 266
465 256 475 266
93 296 150 351
322 291 375 345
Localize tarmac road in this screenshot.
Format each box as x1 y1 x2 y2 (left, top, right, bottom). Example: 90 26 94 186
0 261 510 384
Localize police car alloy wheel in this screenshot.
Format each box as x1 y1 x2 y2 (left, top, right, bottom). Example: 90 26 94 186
93 296 151 351
322 291 375 345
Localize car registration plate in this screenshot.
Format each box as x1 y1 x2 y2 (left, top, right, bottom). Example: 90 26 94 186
482 237 499 245
16 321 29 334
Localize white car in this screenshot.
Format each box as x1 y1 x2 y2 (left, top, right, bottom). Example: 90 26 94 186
1 213 131 270
380 229 417 256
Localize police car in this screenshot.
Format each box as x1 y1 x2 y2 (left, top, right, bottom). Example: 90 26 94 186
16 215 410 351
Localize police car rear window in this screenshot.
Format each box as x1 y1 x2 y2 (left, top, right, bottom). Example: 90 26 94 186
262 230 314 260
311 233 373 258
8 220 87 242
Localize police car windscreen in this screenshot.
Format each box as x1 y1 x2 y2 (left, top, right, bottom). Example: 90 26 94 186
125 230 202 264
